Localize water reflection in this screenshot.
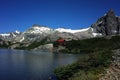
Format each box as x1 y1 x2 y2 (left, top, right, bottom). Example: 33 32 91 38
0 49 80 80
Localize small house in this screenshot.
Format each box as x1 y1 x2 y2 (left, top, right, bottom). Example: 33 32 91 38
57 38 65 46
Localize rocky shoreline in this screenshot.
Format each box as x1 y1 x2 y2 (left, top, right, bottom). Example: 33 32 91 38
99 49 120 80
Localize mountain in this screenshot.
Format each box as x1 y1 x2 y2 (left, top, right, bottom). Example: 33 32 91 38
14 24 80 43
10 24 94 49
14 24 101 43
0 30 21 41
14 24 54 43
0 9 120 49
91 9 120 35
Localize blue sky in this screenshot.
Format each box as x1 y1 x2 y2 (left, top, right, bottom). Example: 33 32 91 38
0 0 120 33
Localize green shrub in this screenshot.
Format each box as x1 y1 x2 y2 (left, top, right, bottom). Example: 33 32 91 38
54 49 113 80
56 36 120 54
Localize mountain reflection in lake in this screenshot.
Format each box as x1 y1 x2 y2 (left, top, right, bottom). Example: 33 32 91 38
0 49 80 80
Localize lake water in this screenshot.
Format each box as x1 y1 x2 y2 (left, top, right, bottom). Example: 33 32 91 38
0 49 80 80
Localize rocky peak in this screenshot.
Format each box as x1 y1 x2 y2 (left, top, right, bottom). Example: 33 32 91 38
32 24 49 29
25 24 53 34
106 9 115 17
91 9 120 35
32 24 43 27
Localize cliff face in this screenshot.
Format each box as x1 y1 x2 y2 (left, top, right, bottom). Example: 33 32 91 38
91 9 120 36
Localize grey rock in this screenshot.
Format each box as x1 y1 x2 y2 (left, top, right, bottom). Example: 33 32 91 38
47 31 79 41
9 44 20 49
91 9 120 36
74 28 94 39
33 43 53 51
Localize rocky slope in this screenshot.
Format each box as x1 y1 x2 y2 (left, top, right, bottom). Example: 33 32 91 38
99 49 120 80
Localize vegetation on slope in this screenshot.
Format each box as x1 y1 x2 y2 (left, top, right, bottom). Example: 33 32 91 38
54 50 112 80
0 39 12 48
54 36 120 80
15 38 48 50
58 36 120 53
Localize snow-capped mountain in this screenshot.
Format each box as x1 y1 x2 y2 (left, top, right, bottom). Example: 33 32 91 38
1 9 120 48
0 9 120 50
14 24 55 43
25 25 53 34
14 24 96 43
10 25 102 49
0 30 21 41
0 24 104 43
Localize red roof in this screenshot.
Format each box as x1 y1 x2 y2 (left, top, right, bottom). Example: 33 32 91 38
57 39 65 43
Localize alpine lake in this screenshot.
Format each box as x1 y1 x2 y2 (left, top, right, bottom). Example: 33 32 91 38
0 49 81 80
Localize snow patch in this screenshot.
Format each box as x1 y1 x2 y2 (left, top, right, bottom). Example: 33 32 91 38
27 26 52 34
15 30 20 34
20 37 24 42
55 27 90 33
90 28 94 32
98 21 103 24
92 33 102 37
12 33 16 37
113 30 117 33
0 33 10 37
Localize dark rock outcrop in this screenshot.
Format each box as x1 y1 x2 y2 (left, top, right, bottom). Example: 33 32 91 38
91 9 120 36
